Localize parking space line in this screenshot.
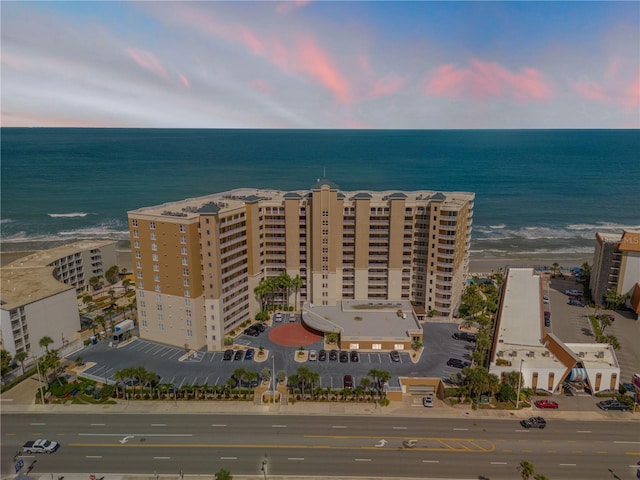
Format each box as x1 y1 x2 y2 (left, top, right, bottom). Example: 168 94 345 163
178 377 186 388
191 377 199 386
209 353 217 362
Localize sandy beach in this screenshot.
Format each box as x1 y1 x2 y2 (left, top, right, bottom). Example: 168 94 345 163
0 238 592 273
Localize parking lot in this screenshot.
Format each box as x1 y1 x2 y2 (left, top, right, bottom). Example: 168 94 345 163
73 320 471 391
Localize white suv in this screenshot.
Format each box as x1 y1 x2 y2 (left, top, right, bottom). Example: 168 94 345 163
308 350 317 361
274 312 283 322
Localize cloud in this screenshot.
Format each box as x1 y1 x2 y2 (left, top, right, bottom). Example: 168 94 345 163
276 0 312 15
179 74 190 88
368 73 408 99
126 48 167 79
297 35 351 104
250 79 273 95
425 60 552 101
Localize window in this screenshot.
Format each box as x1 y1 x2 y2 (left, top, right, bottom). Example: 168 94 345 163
138 281 144 289
152 253 158 261
182 268 189 276
186 319 192 327
187 329 193 337
394 344 405 350
158 323 164 331
151 243 157 251
132 219 138 227
156 294 162 302
186 309 192 317
137 271 143 279
150 232 156 240
372 344 382 350
155 284 161 292
154 273 160 282
153 263 159 271
181 246 187 255
136 260 141 268
179 224 186 233
150 221 156 229
182 257 188 266
349 343 360 349
135 251 141 259
185 299 191 307
183 278 190 287
133 230 139 238
141 319 147 327
184 289 190 297
157 304 163 311
180 235 187 244
134 240 140 248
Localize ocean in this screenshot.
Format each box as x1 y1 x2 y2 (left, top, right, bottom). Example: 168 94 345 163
1 128 639 260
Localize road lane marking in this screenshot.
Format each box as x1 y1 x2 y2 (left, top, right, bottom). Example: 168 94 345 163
491 462 507 465
78 433 192 437
151 424 166 427
288 457 304 461
31 423 45 426
453 428 468 431
559 464 576 466
422 460 439 463
355 458 371 462
615 441 640 444
211 424 227 427
272 424 287 428
90 424 105 426
221 457 237 460
86 456 102 459
154 457 171 459
392 426 407 430
576 430 591 433
331 426 347 429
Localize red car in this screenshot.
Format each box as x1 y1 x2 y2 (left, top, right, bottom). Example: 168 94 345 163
534 400 559 409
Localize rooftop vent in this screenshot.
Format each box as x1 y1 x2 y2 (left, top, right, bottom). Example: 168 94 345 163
578 352 585 358
509 351 517 357
542 351 550 357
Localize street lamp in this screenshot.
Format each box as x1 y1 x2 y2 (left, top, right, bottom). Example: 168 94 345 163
29 354 45 406
516 358 524 409
261 454 268 480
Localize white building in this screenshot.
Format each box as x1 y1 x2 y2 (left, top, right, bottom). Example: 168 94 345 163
0 240 117 358
489 268 620 394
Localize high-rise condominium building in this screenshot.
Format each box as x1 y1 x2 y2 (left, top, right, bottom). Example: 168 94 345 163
128 180 474 351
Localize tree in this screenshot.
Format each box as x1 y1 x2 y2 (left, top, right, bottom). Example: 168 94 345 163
122 279 131 294
459 286 484 322
254 279 270 312
597 314 613 334
461 366 500 404
601 334 621 350
518 460 535 480
39 336 54 352
0 349 12 374
39 350 61 386
551 262 560 278
277 271 293 308
82 294 93 306
88 276 101 291
14 351 29 375
105 265 120 285
291 274 303 311
533 475 549 480
214 468 232 480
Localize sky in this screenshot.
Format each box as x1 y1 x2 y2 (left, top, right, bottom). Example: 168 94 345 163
1 1 639 129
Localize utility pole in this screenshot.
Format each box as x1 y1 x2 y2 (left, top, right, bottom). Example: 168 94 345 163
32 355 45 405
516 358 524 409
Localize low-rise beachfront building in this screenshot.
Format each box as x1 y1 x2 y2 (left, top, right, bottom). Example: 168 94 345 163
128 181 474 351
591 230 640 318
489 268 620 394
0 240 117 358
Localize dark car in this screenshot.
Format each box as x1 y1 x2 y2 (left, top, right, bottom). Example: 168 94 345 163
243 327 260 336
350 350 359 362
343 375 354 389
254 323 267 332
223 349 234 361
244 348 254 360
339 351 349 363
452 332 476 342
520 416 546 429
544 311 551 327
390 350 401 362
597 399 631 411
329 350 338 361
568 299 585 307
233 350 244 361
447 358 470 368
318 349 327 361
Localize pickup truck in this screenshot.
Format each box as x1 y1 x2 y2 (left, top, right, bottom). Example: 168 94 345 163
23 439 59 454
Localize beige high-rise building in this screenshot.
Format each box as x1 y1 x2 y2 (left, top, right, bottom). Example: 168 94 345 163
128 181 474 351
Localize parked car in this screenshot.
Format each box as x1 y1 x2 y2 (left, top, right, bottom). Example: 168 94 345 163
390 350 401 362
597 399 631 411
534 399 559 409
350 350 359 362
244 348 254 360
568 299 585 307
544 311 551 327
565 289 583 296
308 350 317 361
343 375 354 389
23 439 59 454
233 350 244 361
274 312 283 322
289 313 296 323
422 395 434 408
329 349 338 361
223 349 234 361
243 327 260 336
318 349 327 361
339 351 349 363
543 295 549 304
254 322 267 332
520 416 546 429
622 382 636 392
447 358 470 368
452 332 476 342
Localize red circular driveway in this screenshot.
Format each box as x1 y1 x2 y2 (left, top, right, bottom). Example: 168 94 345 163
268 323 322 347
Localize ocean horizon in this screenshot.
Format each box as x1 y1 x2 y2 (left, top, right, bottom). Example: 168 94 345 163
1 128 639 260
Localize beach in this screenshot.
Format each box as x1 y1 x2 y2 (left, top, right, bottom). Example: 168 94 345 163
0 238 592 274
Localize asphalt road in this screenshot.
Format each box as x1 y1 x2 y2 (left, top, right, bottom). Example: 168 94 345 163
3 413 639 479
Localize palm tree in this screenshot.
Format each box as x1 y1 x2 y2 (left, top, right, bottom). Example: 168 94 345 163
254 279 270 312
277 271 293 308
122 279 131 294
82 294 93 306
39 336 54 352
214 468 232 480
88 276 101 291
14 351 28 375
518 460 535 480
95 315 107 335
551 262 560 278
291 274 303 311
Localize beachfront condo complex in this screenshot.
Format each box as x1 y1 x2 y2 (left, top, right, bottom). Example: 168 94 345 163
128 180 474 351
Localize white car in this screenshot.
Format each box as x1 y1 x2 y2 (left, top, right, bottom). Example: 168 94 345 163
422 396 434 408
274 313 283 322
565 289 582 296
308 350 317 361
289 313 296 322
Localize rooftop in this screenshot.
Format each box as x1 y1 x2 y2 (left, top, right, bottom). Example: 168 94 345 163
129 188 475 219
0 240 116 311
302 300 421 341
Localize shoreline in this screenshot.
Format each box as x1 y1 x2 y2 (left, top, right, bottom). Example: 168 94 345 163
0 238 592 272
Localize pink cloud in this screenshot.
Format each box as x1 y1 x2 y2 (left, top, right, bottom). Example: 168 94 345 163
425 61 551 101
572 81 611 103
240 26 265 55
0 53 25 71
179 74 190 88
276 0 312 15
369 74 408 99
627 73 640 108
126 48 167 78
298 35 351 103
